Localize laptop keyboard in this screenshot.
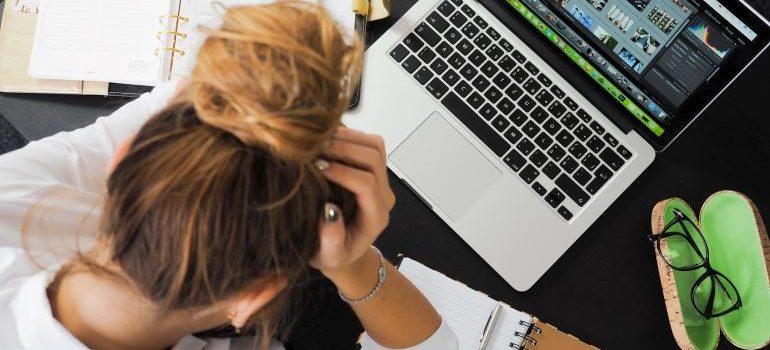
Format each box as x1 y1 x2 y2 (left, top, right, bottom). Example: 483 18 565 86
389 0 634 221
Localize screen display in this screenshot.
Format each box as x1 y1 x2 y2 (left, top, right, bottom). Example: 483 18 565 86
500 0 766 139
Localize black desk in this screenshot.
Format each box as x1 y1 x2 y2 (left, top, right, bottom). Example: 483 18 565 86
2 1 770 349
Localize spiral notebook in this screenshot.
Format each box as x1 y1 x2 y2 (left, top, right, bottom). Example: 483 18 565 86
26 0 358 87
397 257 598 350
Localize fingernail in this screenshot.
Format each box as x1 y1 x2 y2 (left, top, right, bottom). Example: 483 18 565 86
315 159 330 171
324 203 340 222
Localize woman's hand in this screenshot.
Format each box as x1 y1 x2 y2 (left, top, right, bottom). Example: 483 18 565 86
310 127 396 278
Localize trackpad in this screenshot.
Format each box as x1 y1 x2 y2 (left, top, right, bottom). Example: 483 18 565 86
391 112 501 222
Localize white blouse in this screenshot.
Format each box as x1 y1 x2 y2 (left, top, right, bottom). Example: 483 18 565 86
0 81 458 350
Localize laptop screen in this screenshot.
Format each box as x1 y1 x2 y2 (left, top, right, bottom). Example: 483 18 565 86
497 0 770 148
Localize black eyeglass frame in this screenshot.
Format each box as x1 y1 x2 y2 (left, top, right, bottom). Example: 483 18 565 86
647 209 743 319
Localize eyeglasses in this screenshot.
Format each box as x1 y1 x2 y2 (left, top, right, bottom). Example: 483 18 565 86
647 209 742 319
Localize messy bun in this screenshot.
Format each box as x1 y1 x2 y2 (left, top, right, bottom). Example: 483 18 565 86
189 1 362 162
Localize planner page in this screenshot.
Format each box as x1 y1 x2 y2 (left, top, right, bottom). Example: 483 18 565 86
28 0 177 85
399 258 533 350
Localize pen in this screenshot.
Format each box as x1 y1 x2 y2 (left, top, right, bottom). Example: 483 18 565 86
478 304 503 350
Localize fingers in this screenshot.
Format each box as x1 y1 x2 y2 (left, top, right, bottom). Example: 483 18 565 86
310 203 348 270
318 160 389 236
333 127 387 162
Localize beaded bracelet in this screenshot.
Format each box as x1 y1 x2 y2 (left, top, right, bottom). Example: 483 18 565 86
338 246 387 304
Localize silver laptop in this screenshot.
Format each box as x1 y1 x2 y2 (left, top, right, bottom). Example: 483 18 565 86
345 0 770 290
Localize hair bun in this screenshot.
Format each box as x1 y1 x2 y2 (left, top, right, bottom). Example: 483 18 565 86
189 1 362 162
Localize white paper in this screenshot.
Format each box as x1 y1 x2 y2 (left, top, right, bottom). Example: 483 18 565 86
12 0 40 14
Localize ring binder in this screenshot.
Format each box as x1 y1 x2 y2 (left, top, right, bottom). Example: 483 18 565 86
159 14 190 26
155 47 186 57
156 30 189 41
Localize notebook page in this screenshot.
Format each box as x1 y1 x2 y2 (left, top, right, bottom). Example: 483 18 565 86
28 0 175 85
399 258 533 350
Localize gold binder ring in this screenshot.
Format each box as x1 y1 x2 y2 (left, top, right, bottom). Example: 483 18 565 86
156 30 188 41
155 47 186 57
159 14 190 26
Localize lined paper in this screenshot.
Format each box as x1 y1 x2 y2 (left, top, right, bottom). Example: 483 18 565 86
399 258 533 350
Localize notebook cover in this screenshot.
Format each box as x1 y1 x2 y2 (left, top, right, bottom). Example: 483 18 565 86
527 318 598 350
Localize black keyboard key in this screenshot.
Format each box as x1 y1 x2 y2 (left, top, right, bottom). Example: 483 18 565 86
534 132 553 150
542 161 560 179
450 0 462 4
517 138 536 155
603 133 618 147
522 120 540 138
617 145 632 160
485 44 504 61
430 58 448 74
547 144 566 161
590 121 605 135
455 81 472 97
547 101 566 118
461 4 476 17
418 47 437 63
587 135 605 153
479 103 496 120
402 55 421 73
576 108 591 122
414 67 434 85
545 188 566 208
461 22 480 38
449 11 468 27
568 142 587 159
467 92 484 108
556 174 589 207
499 56 516 72
511 50 526 63
473 33 492 50
438 1 455 16
500 38 514 52
532 182 547 196
436 42 453 58
574 124 592 141
481 61 499 78
573 167 591 185
517 95 536 112
537 74 552 87
469 49 486 65
486 27 501 40
448 52 466 69
426 78 449 99
427 11 450 33
511 66 529 83
503 126 523 144
555 130 574 147
519 164 540 184
524 62 539 75
505 84 523 101
492 72 512 89
535 90 554 106
404 33 424 52
560 156 578 174
484 87 502 103
531 106 549 124
503 149 527 171
581 153 600 170
550 85 565 99
595 164 613 181
442 69 461 86
523 78 541 95
473 16 488 29
586 165 612 194
543 118 561 135
442 93 511 157
390 44 409 62
457 38 473 55
558 206 573 220
510 109 527 126
599 148 625 171
561 113 579 130
444 28 462 44
497 97 515 116
472 75 490 92
564 97 579 111
491 115 510 132
416 23 441 46
530 150 548 167
460 63 478 80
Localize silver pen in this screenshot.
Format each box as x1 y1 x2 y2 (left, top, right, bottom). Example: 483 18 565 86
478 304 503 350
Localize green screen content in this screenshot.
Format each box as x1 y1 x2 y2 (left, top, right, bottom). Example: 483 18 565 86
505 0 666 136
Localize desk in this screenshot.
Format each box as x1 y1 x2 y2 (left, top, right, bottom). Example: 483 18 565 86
1 1 769 349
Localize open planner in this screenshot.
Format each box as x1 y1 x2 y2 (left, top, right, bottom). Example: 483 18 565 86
19 0 356 88
397 257 598 350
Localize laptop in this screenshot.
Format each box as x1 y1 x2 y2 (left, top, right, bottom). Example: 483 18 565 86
344 0 770 290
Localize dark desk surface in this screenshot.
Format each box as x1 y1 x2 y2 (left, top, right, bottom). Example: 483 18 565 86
2 1 770 349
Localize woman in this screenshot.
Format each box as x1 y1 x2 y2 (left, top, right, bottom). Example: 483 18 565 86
0 2 458 349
